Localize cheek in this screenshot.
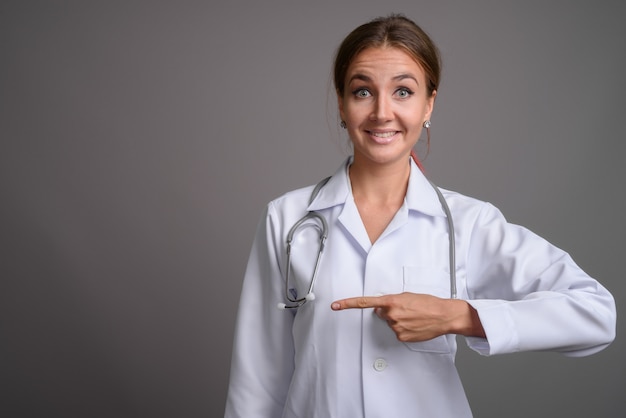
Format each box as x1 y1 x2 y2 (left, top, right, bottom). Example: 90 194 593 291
406 102 431 122
397 109 425 128
346 99 374 115
342 103 363 123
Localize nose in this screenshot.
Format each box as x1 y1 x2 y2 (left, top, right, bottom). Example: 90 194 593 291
370 95 393 122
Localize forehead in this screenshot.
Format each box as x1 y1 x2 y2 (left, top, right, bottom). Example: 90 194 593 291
347 46 425 80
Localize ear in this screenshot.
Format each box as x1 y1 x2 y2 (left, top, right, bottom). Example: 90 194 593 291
425 89 437 121
337 91 346 123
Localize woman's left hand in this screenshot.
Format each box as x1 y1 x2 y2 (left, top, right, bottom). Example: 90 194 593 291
331 292 486 342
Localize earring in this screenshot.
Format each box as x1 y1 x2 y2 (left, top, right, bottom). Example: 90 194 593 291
423 120 431 129
340 120 347 129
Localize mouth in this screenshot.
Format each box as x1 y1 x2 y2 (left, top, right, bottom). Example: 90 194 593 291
367 130 400 144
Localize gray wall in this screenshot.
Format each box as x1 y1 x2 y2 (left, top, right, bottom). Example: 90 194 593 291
1 1 624 417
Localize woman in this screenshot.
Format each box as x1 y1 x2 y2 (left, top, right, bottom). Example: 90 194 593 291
224 14 616 417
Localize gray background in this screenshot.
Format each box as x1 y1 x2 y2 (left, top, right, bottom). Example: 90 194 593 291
1 1 624 417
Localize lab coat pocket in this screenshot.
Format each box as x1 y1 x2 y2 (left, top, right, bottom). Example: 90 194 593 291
401 266 453 354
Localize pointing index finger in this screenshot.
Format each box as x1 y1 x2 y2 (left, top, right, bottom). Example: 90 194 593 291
331 295 386 311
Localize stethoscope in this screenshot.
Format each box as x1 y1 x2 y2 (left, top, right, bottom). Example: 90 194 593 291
277 157 457 310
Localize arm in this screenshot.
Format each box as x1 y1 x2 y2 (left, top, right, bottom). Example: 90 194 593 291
225 203 294 417
331 201 615 356
464 203 616 356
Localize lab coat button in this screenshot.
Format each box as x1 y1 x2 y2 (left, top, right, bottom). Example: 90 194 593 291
373 358 387 371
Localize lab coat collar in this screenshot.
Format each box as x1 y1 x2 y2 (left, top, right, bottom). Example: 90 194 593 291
305 158 352 212
307 156 446 218
406 159 448 218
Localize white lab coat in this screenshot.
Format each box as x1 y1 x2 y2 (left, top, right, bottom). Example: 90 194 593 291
224 158 615 418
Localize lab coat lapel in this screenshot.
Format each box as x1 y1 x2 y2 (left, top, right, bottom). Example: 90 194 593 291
379 200 409 241
338 197 372 253
307 158 373 253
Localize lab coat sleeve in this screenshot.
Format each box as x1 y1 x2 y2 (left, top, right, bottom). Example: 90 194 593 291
224 203 294 417
463 202 616 357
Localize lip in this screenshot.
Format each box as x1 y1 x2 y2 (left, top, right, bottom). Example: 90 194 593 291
366 130 400 145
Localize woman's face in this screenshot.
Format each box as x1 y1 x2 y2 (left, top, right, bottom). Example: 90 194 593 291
338 46 435 168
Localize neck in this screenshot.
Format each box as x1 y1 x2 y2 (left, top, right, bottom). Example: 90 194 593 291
349 155 411 205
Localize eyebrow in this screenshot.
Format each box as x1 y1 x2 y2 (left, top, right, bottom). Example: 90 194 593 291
348 73 419 85
393 73 419 84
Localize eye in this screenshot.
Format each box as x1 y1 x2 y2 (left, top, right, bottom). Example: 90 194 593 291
395 87 414 98
353 88 371 98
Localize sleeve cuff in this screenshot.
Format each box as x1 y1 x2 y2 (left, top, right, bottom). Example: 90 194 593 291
465 299 520 356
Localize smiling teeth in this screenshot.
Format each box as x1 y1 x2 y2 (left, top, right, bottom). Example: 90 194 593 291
372 131 396 138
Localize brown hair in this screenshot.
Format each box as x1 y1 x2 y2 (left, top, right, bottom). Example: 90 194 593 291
333 14 441 98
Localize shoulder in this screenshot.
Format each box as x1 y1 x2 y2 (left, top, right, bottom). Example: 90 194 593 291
263 182 325 228
439 188 498 218
268 159 351 216
269 183 318 210
435 187 514 240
